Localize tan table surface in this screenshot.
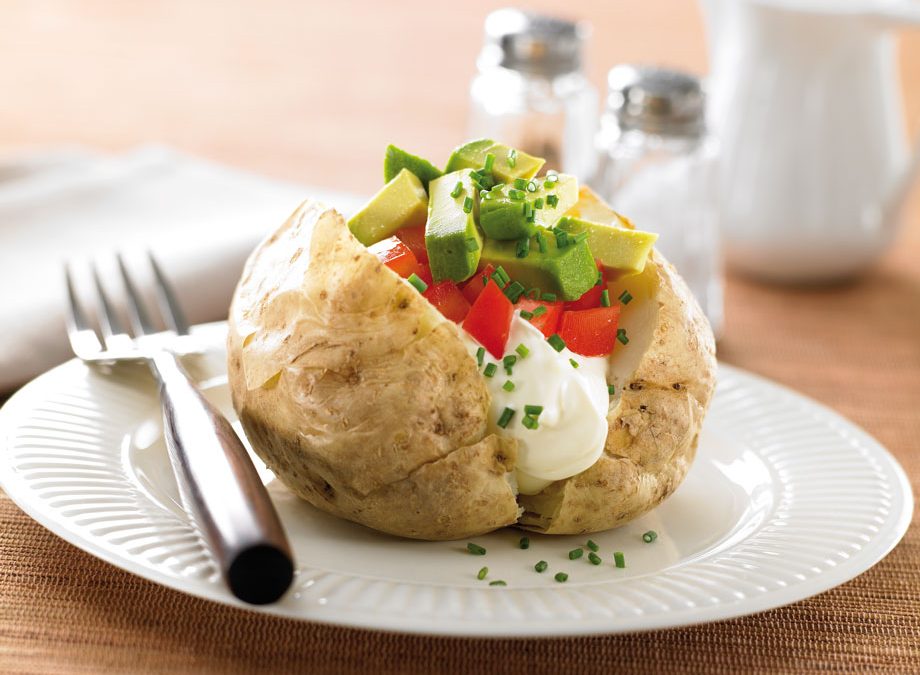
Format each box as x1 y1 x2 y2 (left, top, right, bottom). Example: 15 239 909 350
1 1 918 672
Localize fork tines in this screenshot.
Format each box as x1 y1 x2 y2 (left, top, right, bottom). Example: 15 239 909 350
64 253 189 361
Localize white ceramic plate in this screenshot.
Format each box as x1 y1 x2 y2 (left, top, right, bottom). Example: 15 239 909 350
0 323 911 637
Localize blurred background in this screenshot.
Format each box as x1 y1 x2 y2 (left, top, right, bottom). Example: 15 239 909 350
1 0 919 394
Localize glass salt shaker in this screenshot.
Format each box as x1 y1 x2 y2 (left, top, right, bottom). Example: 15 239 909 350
468 8 598 180
593 65 723 338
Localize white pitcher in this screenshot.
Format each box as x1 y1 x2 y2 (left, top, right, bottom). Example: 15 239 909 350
702 0 920 282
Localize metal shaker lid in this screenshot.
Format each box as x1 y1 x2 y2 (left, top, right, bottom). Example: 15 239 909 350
606 65 705 136
478 8 588 76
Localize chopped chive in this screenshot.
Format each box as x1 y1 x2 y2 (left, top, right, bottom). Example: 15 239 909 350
496 266 511 285
470 169 483 179
502 380 515 392
407 273 428 293
507 148 517 168
617 328 629 345
515 237 530 259
522 414 539 430
520 310 534 320
541 292 557 302
483 153 495 172
554 572 568 583
526 180 538 193
643 530 658 543
519 537 530 550
497 407 515 429
601 289 611 307
524 404 543 416
450 181 463 198
467 542 486 556
614 551 626 568
618 289 633 305
492 183 505 191
569 358 579 369
504 281 526 303
546 194 559 207
536 231 548 253
568 548 583 560
555 230 569 247
476 346 485 367
513 178 527 190
466 238 480 252
547 334 566 352
535 560 549 573
502 354 517 372
508 188 525 201
531 305 547 317
489 580 507 587
491 271 507 288
533 197 544 209
482 274 489 286
477 566 489 580
607 384 616 395
588 552 602 565
483 363 497 378
515 343 530 358
523 201 533 219
463 196 474 213
480 174 494 190
595 269 604 286
586 539 599 552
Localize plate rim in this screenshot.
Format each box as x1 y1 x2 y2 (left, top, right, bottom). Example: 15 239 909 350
0 325 913 637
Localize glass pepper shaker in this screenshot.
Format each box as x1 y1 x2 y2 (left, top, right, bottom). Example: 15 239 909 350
593 65 723 338
468 8 598 180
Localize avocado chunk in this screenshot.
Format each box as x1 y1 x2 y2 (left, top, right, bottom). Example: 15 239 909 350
383 144 443 191
445 139 545 184
556 216 658 276
479 173 579 239
348 169 428 246
481 230 597 301
425 169 483 283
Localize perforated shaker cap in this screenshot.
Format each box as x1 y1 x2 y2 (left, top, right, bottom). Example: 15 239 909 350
606 65 705 136
478 8 588 76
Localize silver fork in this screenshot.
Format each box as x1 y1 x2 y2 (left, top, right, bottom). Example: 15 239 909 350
64 253 294 605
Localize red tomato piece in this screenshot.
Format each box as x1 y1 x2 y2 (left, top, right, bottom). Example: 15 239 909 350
368 236 419 278
558 305 622 357
462 280 514 358
412 262 433 286
564 260 607 311
460 264 496 305
395 224 428 264
515 297 564 338
423 281 472 323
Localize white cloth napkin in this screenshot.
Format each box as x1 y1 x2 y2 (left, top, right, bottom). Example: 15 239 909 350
0 146 362 392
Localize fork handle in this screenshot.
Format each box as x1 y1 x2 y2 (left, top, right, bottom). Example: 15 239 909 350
150 350 294 605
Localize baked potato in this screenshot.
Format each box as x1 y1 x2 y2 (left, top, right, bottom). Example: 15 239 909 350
228 143 716 540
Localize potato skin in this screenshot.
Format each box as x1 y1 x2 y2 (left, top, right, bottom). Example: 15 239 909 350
228 201 520 540
517 250 717 534
228 198 716 540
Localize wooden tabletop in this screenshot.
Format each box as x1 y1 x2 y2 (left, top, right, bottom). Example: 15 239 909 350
1 1 919 672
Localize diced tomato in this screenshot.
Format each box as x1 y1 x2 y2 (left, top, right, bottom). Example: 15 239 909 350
515 297 564 338
395 224 428 264
368 236 418 278
564 260 607 311
460 264 496 304
412 262 433 286
423 281 471 323
558 305 622 357
462 280 514 358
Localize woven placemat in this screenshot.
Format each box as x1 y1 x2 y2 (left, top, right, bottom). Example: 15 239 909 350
2 223 918 673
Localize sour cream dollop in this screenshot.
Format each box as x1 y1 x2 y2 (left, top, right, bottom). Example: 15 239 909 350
463 314 610 495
